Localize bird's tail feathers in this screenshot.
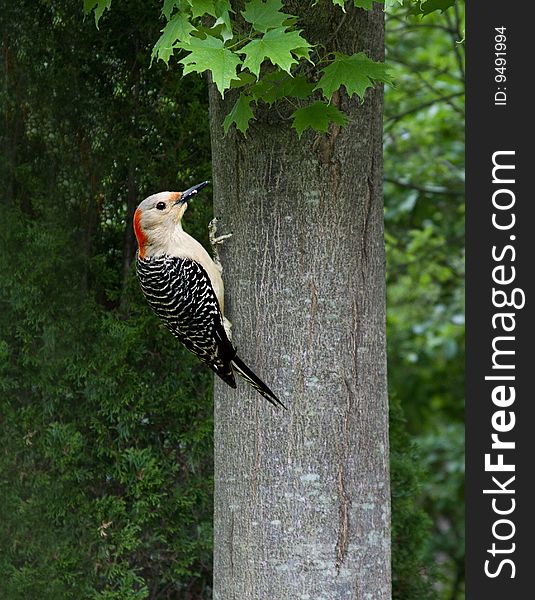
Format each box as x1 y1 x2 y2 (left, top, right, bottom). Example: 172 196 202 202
231 356 286 410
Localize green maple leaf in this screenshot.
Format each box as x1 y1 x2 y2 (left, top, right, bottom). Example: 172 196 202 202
315 52 392 100
223 93 255 135
162 0 180 20
239 27 312 77
292 46 313 62
353 0 374 9
241 0 296 33
213 2 233 42
230 72 257 88
178 36 241 95
282 75 316 99
83 0 112 28
415 0 456 15
186 0 217 19
291 102 348 137
249 72 315 105
151 13 196 65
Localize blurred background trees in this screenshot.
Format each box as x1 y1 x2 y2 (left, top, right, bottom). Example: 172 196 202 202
0 1 464 599
385 2 464 597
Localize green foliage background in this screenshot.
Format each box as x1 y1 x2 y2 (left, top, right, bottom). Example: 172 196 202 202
0 1 464 599
385 3 464 596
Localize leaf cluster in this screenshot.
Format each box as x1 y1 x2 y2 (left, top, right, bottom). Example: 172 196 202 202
86 0 393 136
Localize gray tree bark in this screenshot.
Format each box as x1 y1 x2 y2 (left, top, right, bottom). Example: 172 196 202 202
209 4 390 599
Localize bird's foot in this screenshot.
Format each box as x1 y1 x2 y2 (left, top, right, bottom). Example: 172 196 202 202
209 217 232 247
209 218 232 271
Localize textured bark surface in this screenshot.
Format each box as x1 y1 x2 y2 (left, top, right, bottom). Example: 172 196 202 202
209 5 390 599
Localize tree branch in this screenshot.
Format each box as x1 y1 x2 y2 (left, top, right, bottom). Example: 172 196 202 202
385 92 464 126
384 176 463 197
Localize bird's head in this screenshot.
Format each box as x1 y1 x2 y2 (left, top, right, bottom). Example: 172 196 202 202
133 182 209 258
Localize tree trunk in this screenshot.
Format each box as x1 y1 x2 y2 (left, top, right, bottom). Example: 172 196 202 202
209 5 390 599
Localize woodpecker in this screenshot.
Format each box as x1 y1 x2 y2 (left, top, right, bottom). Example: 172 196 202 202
133 182 285 409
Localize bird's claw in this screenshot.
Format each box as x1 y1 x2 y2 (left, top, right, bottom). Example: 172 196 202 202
209 218 232 248
209 218 232 272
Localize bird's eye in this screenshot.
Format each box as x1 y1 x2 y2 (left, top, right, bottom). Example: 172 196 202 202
156 202 166 210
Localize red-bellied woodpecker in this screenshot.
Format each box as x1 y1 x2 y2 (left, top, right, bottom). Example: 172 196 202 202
133 182 285 409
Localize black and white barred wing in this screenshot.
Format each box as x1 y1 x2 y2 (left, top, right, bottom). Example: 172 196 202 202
136 256 236 387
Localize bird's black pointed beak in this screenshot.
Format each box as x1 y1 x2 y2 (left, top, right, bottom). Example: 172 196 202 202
175 181 210 204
